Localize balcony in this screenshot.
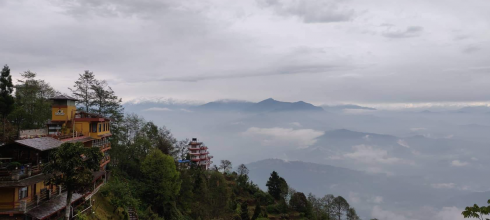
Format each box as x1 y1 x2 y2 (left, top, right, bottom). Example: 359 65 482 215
0 163 45 181
99 155 111 168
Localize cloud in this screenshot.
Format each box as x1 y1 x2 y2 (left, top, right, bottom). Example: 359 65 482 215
290 122 302 127
344 145 412 165
242 127 324 148
462 45 481 54
410 128 427 131
156 64 346 82
348 192 361 204
471 157 478 161
143 107 172 111
433 207 465 220
257 0 356 23
431 183 456 189
371 206 415 220
397 139 410 148
180 108 193 112
372 196 383 204
383 26 424 38
451 160 468 167
372 206 465 220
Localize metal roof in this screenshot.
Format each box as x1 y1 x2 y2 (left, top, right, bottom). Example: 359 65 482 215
27 192 83 220
49 94 78 101
15 137 63 151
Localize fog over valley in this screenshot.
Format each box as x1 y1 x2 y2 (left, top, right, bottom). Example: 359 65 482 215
125 98 490 220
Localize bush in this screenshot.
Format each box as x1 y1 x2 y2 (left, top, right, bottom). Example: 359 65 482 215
266 204 280 214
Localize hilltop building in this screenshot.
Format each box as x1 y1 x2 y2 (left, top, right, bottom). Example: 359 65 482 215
0 95 111 219
188 138 213 169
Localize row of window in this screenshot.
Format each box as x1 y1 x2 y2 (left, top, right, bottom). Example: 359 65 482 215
91 122 110 133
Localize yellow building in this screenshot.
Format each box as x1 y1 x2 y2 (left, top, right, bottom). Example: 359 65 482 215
0 95 111 219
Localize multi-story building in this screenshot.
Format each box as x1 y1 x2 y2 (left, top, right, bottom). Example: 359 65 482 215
188 138 213 169
0 95 111 219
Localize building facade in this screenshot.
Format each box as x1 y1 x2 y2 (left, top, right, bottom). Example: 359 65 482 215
188 138 213 170
0 95 111 220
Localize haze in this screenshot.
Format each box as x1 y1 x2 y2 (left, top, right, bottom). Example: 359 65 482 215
2 0 490 219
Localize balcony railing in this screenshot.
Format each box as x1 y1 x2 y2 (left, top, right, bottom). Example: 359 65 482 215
0 164 45 181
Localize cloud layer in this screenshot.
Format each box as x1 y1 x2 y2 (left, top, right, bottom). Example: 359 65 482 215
1 0 490 105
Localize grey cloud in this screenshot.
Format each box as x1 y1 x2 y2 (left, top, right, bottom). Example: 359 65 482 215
462 45 481 53
257 0 356 23
51 0 175 18
157 64 347 82
382 26 424 38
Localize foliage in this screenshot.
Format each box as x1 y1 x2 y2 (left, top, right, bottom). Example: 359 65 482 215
266 171 288 200
12 71 57 130
99 177 138 213
219 159 233 173
346 207 360 220
290 192 308 213
0 65 14 142
70 70 96 112
241 202 250 220
462 200 490 220
140 149 181 219
332 196 349 220
237 164 249 176
43 142 102 219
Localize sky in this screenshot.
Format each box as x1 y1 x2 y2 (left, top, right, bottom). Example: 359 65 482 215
1 0 490 106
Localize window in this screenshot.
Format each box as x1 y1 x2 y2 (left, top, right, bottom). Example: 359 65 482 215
99 124 101 132
19 187 28 200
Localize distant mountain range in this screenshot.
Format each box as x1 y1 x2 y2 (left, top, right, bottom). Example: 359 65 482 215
125 98 326 113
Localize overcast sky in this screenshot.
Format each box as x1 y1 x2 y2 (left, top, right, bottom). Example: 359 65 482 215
1 0 489 106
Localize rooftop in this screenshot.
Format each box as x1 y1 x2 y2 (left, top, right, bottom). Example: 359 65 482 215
49 94 78 101
15 137 63 151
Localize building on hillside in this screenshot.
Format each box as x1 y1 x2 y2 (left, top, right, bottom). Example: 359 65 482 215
0 95 111 220
188 138 213 170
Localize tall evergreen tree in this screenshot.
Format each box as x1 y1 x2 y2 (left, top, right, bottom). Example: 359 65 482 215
0 65 14 142
69 70 95 112
266 171 288 200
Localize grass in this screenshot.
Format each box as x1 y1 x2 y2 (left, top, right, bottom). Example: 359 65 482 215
84 193 125 220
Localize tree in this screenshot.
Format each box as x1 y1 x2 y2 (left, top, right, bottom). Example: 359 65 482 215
462 200 490 220
237 164 249 176
346 208 360 220
251 202 261 220
332 196 349 220
0 65 14 142
240 202 250 220
100 177 138 213
140 149 182 219
290 192 308 213
266 171 288 200
322 194 335 220
43 142 103 220
208 171 231 217
90 79 124 119
13 71 57 130
219 160 232 174
69 70 95 112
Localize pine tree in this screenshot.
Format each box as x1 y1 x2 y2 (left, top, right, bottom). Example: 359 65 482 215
266 171 288 200
69 70 95 112
0 65 14 142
